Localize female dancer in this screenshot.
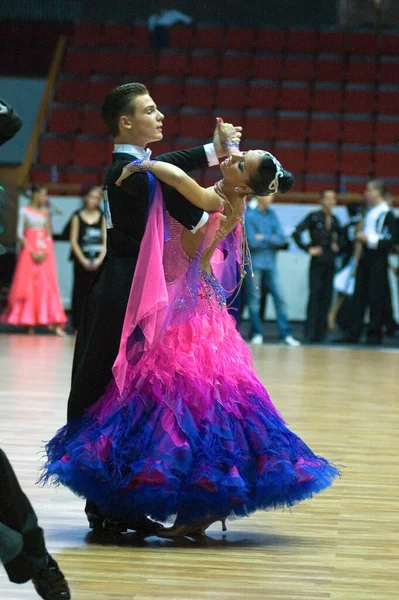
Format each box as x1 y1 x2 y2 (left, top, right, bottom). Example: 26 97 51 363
70 186 106 331
42 141 339 536
2 185 67 336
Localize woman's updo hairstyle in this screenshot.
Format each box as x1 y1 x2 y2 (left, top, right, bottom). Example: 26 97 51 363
246 152 294 196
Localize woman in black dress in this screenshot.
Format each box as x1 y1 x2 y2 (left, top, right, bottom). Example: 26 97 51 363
70 186 106 331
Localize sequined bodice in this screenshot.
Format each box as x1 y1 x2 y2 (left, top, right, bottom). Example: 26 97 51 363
163 218 226 314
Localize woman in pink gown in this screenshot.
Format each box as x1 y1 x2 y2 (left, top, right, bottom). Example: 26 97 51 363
2 185 67 335
43 139 339 536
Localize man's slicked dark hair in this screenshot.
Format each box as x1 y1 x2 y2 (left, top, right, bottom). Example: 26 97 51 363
246 155 294 195
101 83 149 138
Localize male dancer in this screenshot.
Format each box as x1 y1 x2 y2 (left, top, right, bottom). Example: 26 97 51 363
66 83 241 532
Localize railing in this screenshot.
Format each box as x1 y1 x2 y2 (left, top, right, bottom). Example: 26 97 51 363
17 35 68 188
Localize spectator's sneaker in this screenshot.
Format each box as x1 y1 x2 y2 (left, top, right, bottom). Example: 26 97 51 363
250 334 263 345
283 335 301 347
32 554 70 600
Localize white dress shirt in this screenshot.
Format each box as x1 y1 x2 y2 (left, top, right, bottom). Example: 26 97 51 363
363 201 390 249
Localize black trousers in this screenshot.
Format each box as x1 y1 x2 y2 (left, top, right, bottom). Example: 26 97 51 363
348 252 390 342
67 256 136 422
0 449 47 583
305 259 334 342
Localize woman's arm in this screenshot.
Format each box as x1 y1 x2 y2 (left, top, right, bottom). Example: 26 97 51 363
116 161 222 213
17 207 26 247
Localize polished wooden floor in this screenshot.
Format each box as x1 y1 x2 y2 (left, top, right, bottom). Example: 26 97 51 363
0 334 398 599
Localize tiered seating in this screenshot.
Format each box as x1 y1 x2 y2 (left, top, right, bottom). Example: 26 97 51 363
32 22 399 194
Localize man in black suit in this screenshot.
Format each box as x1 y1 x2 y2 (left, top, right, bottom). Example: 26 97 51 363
66 83 241 532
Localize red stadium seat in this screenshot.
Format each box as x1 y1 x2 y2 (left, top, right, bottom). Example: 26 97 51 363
256 29 286 52
55 79 89 103
221 52 252 80
378 89 399 115
31 165 66 184
64 49 94 75
103 24 133 47
216 80 248 109
341 147 373 176
39 138 73 165
48 108 81 134
86 79 119 105
225 27 255 51
81 109 109 136
94 51 126 75
190 50 220 79
274 145 306 174
148 140 174 156
125 51 157 78
280 84 311 111
375 117 399 145
342 118 374 144
318 30 346 54
179 110 214 138
184 79 216 109
277 114 308 142
375 148 399 177
380 33 399 56
158 50 189 77
344 87 376 114
347 31 379 56
173 137 203 151
312 85 343 113
251 54 283 81
159 111 179 138
307 146 339 174
244 110 275 140
286 30 318 54
71 23 103 47
304 177 337 193
309 115 341 143
379 59 399 85
315 56 344 82
168 25 195 49
66 168 102 186
73 139 108 167
284 56 315 82
346 58 378 84
132 24 151 48
195 24 225 50
151 79 184 108
249 81 279 110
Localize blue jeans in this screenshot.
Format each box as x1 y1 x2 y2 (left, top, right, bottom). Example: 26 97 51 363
245 267 291 339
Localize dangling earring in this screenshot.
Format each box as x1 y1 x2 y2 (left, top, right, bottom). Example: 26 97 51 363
235 187 240 192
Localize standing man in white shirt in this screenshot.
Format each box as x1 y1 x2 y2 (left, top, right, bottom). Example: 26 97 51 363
344 179 397 345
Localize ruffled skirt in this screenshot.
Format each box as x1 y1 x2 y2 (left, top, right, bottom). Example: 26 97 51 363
42 272 339 523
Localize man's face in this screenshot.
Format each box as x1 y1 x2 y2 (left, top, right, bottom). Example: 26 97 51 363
120 94 164 146
257 194 274 210
321 190 337 211
365 182 379 206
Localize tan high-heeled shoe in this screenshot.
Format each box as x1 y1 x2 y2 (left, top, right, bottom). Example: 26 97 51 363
188 517 227 536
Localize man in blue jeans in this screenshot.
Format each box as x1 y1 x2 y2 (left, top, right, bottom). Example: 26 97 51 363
245 194 300 346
